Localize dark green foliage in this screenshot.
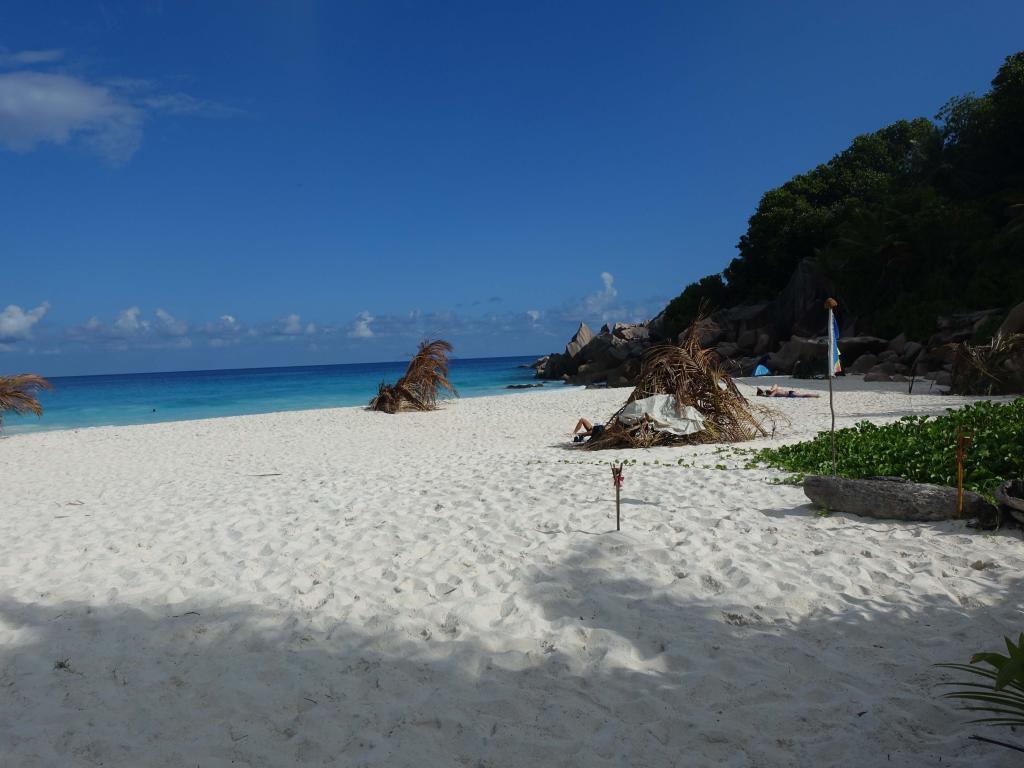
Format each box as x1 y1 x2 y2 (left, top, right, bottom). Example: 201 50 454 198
660 274 729 340
664 52 1024 342
753 399 1024 495
937 633 1024 729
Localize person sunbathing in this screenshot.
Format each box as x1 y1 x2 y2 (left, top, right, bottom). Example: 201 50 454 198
571 418 605 442
756 384 820 399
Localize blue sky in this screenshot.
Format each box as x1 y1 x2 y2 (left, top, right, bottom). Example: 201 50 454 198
2 1 1022 376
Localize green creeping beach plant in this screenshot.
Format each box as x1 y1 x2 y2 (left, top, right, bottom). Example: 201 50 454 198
752 399 1024 497
936 633 1024 751
767 474 804 486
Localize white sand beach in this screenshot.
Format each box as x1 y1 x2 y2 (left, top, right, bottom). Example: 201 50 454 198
1 378 1022 767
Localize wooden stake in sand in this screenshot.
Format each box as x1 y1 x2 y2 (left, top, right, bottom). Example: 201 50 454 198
955 428 972 518
825 298 841 476
611 463 625 531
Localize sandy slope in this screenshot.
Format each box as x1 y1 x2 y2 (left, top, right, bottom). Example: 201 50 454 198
0 378 1021 767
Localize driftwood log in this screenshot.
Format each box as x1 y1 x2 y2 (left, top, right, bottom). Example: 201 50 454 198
994 480 1024 525
803 475 995 522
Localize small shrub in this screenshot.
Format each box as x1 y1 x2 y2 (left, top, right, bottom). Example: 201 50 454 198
753 399 1024 495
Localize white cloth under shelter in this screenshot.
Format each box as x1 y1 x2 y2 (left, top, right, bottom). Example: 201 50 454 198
617 394 705 436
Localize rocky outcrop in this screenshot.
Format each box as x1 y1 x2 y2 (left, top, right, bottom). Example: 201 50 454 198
929 310 1002 347
838 336 889 361
565 322 593 358
535 321 649 387
539 322 593 379
770 259 838 340
767 336 825 374
999 300 1024 337
534 260 1020 391
559 259 837 377
693 259 839 363
525 355 550 376
849 354 878 374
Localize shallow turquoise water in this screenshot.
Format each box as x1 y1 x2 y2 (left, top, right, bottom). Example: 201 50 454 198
2 355 548 434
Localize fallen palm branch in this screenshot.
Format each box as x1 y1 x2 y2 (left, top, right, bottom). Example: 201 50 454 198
368 339 457 413
585 327 773 449
951 332 1024 396
0 373 52 432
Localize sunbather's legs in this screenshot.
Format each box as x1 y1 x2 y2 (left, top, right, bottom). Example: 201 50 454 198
573 418 593 435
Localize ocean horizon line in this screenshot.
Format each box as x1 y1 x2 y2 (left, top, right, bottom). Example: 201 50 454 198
31 352 545 383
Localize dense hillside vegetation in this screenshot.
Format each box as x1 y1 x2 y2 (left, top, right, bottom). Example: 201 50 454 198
663 52 1024 342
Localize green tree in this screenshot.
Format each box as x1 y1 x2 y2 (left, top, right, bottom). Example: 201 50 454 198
660 274 729 340
660 51 1024 343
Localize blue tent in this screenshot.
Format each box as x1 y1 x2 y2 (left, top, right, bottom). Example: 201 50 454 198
753 364 771 377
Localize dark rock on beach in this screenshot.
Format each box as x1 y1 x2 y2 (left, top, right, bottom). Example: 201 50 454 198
999 300 1024 337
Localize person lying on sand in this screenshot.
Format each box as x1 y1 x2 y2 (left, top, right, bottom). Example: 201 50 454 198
756 384 820 399
571 418 605 443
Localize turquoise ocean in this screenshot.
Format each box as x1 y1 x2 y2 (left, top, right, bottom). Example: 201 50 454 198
2 355 548 435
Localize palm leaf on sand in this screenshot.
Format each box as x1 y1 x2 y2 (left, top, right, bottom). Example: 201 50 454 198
369 340 457 413
935 633 1024 753
586 321 773 449
0 373 52 431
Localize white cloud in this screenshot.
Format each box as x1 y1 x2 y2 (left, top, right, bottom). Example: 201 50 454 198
0 49 64 67
18 286 663 360
582 271 617 313
197 314 244 347
567 270 631 324
0 55 236 164
0 302 49 342
155 307 188 336
140 92 237 118
200 314 239 333
73 306 190 343
0 72 144 163
348 311 374 339
113 306 147 335
276 313 303 335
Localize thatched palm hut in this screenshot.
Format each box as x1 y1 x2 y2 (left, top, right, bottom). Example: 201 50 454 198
0 374 52 433
369 339 457 413
585 329 771 449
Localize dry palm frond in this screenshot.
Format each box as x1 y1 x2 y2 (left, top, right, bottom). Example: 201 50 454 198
951 333 1024 396
369 339 457 413
0 373 52 427
585 324 773 449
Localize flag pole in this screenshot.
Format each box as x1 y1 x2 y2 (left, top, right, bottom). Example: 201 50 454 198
825 298 839 476
828 373 836 475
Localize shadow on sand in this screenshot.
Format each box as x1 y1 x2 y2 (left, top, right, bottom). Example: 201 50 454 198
0 540 1020 767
